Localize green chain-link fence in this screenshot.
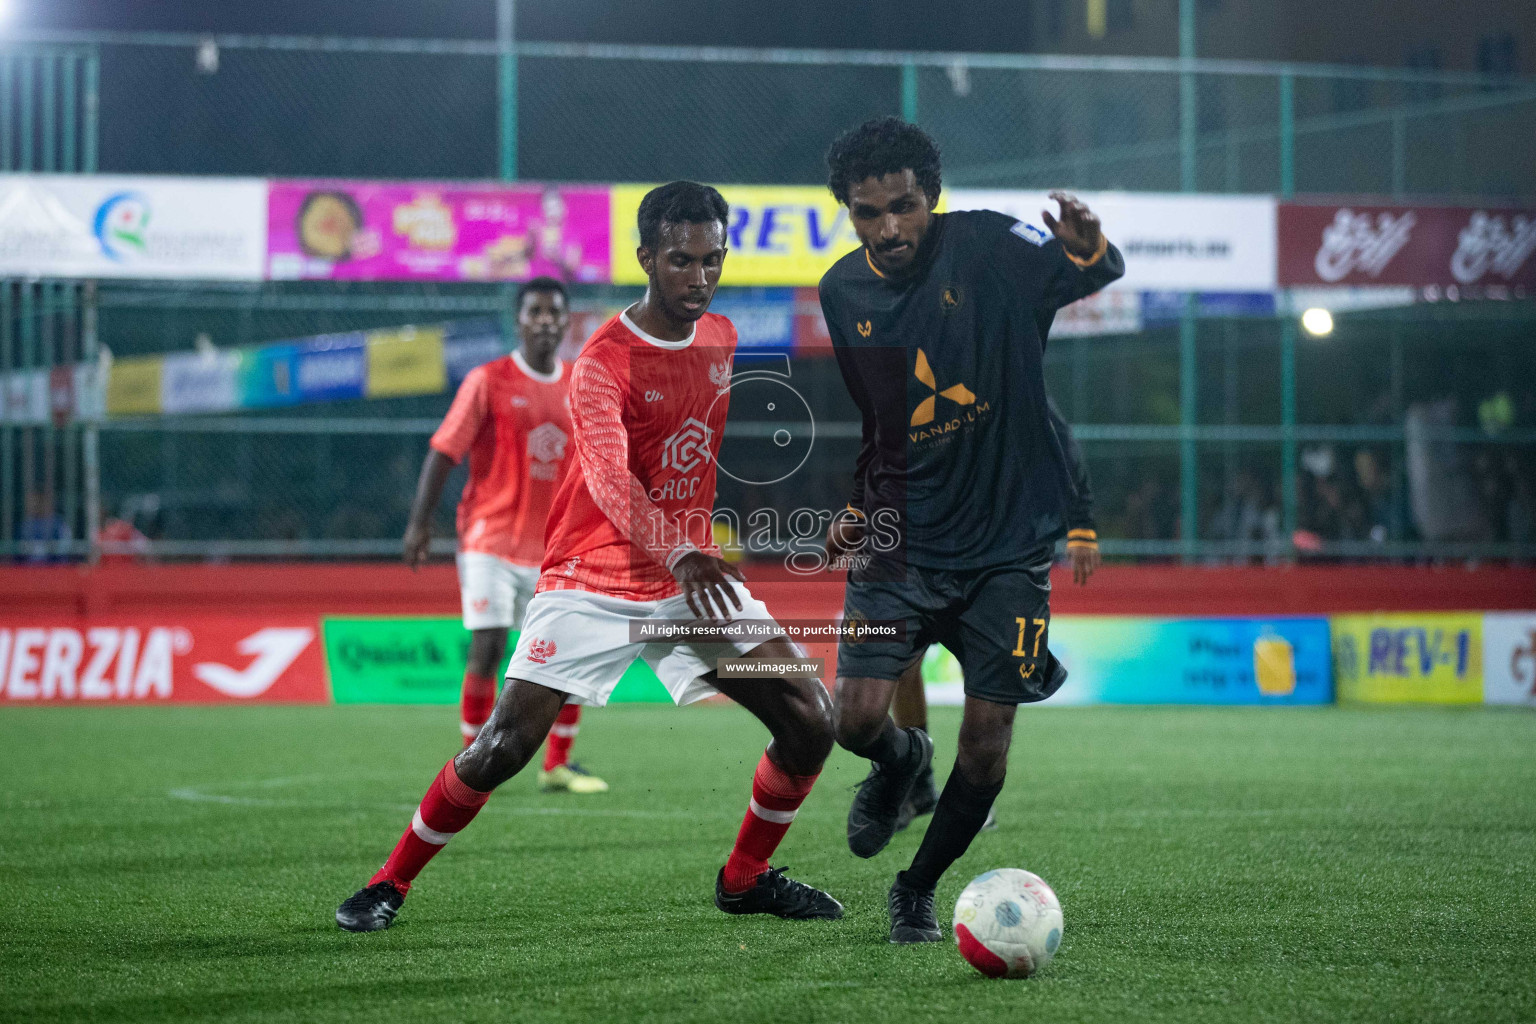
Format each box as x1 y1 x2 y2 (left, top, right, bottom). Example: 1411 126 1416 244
2 34 1534 561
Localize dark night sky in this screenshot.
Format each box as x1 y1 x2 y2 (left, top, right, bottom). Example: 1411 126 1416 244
17 0 1040 53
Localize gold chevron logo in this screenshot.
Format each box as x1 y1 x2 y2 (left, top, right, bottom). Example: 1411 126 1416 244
910 348 975 427
856 320 872 338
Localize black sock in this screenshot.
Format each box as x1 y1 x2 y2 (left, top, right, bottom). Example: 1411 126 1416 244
855 719 912 765
900 764 1004 892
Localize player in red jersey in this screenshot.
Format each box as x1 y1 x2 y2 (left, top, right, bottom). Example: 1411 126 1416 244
337 182 841 932
402 277 607 794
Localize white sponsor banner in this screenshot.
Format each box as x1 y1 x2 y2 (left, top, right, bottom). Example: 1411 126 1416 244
160 350 241 415
0 369 47 424
1483 612 1536 707
948 190 1278 292
0 174 267 280
1049 289 1142 337
0 365 102 425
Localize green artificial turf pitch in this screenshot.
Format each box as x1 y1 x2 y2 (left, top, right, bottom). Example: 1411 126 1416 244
2 704 1534 1023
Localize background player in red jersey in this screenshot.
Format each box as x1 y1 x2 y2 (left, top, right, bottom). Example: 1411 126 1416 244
401 277 608 794
336 182 841 932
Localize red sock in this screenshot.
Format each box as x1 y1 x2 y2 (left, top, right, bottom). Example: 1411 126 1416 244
460 672 497 746
369 758 491 893
722 751 819 893
542 703 581 771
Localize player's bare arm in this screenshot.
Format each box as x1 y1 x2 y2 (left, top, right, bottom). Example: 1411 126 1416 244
403 449 454 569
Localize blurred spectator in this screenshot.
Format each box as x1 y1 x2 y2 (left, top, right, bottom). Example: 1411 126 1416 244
1120 475 1177 542
1507 453 1536 545
18 492 70 564
1352 448 1394 545
1405 398 1491 543
1210 469 1283 558
98 508 151 564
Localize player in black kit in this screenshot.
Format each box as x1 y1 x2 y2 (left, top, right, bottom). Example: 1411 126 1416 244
817 118 1123 943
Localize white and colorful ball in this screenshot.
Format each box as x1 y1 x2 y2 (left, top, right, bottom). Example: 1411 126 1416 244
952 868 1063 979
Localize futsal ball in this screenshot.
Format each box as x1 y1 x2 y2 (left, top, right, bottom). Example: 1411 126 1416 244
952 868 1063 979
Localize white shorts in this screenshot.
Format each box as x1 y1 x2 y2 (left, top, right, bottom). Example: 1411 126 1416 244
457 551 541 631
506 583 788 707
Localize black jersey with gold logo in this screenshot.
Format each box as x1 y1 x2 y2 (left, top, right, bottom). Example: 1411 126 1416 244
819 209 1123 569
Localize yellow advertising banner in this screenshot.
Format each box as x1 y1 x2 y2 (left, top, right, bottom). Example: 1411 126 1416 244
609 184 872 286
364 326 446 398
105 356 164 417
1332 612 1483 704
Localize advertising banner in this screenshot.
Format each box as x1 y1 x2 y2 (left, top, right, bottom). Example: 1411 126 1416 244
1482 612 1536 707
160 350 242 415
323 618 669 704
610 185 868 287
1332 612 1483 704
268 181 610 283
1278 204 1536 290
105 356 164 417
948 191 1278 292
364 326 446 398
0 369 49 425
706 288 797 350
294 333 368 403
922 616 1331 705
0 618 326 703
0 174 267 280
444 321 507 386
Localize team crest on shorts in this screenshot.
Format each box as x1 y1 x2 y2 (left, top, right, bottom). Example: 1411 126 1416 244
527 638 557 664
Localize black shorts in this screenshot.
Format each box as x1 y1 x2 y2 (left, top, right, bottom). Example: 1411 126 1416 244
836 553 1066 705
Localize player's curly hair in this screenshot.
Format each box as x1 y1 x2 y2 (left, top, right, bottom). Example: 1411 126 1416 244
825 117 943 206
637 181 730 250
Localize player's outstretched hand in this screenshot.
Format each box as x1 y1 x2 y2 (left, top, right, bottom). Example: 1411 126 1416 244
1070 543 1101 586
672 551 746 623
1042 191 1104 260
402 521 432 571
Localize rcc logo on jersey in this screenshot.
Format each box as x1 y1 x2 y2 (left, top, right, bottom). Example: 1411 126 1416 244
527 422 569 481
660 417 714 475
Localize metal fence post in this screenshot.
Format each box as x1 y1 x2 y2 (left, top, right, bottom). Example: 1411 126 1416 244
83 48 97 172
1178 1 1199 557
1391 111 1407 197
83 284 99 564
1279 70 1295 198
1179 0 1197 192
1180 295 1198 559
1279 70 1297 556
1280 316 1298 548
498 0 517 182
901 62 918 123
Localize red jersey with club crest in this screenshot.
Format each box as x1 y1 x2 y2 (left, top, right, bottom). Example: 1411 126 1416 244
430 351 572 567
539 309 736 601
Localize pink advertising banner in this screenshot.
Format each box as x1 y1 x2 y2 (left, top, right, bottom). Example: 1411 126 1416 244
267 181 611 283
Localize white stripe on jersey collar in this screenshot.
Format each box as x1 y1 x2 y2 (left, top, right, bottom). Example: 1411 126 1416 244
512 348 564 383
620 307 695 350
